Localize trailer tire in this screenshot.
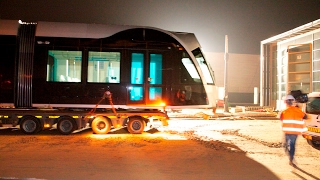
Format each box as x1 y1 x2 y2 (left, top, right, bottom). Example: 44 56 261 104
91 116 111 134
20 115 41 134
57 116 76 135
127 117 145 134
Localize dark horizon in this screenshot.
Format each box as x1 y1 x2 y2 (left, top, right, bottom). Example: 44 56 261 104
1 0 320 54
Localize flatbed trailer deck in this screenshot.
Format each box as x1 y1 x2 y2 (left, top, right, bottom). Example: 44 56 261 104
0 108 168 135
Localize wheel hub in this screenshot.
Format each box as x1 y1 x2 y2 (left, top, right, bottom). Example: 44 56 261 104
132 121 141 130
98 122 106 130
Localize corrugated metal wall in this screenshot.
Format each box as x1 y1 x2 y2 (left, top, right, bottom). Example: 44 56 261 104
14 22 37 108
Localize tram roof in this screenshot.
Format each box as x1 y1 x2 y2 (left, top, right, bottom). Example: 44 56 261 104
261 18 320 44
0 19 201 52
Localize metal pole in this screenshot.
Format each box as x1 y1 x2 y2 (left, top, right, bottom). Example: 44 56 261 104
224 35 229 112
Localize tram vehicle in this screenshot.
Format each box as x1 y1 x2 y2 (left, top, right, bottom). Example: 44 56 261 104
0 19 218 110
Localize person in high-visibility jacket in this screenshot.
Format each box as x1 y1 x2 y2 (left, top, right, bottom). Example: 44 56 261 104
280 94 307 167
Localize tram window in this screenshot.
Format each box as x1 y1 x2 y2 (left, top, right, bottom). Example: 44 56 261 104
87 51 120 83
131 53 144 85
129 86 143 101
149 54 162 84
149 87 162 100
196 56 213 84
181 58 201 83
47 50 82 82
192 48 214 84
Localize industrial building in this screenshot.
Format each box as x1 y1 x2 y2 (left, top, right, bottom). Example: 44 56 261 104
261 19 320 110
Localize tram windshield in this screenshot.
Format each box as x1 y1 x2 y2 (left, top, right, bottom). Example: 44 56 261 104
181 58 201 82
192 48 215 84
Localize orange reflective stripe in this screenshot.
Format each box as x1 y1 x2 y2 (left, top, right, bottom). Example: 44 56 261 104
282 120 307 134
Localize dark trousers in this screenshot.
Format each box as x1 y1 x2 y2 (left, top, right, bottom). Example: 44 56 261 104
285 134 298 161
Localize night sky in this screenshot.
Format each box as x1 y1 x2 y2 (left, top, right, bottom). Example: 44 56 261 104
1 0 320 54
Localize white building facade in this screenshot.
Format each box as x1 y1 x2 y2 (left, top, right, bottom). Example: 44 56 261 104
261 19 320 110
205 52 260 106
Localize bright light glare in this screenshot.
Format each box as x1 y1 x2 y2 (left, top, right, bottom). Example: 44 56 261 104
87 131 187 140
145 133 187 140
88 134 128 139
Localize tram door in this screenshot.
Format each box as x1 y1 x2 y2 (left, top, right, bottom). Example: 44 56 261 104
129 52 163 105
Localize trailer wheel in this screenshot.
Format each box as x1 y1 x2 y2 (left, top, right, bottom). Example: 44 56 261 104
91 116 111 134
307 139 320 150
127 117 145 134
57 116 76 135
20 115 41 134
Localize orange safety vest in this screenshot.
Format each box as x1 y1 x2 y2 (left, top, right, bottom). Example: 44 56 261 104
280 106 307 134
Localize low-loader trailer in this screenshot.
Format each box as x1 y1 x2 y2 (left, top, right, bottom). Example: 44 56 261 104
0 91 168 135
0 108 168 135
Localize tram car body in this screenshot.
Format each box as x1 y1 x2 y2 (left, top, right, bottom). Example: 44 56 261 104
0 20 218 109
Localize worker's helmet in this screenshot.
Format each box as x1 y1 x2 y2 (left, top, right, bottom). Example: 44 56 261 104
283 94 295 101
283 94 295 106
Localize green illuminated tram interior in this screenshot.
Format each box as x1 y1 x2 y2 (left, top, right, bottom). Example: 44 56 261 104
129 52 163 102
